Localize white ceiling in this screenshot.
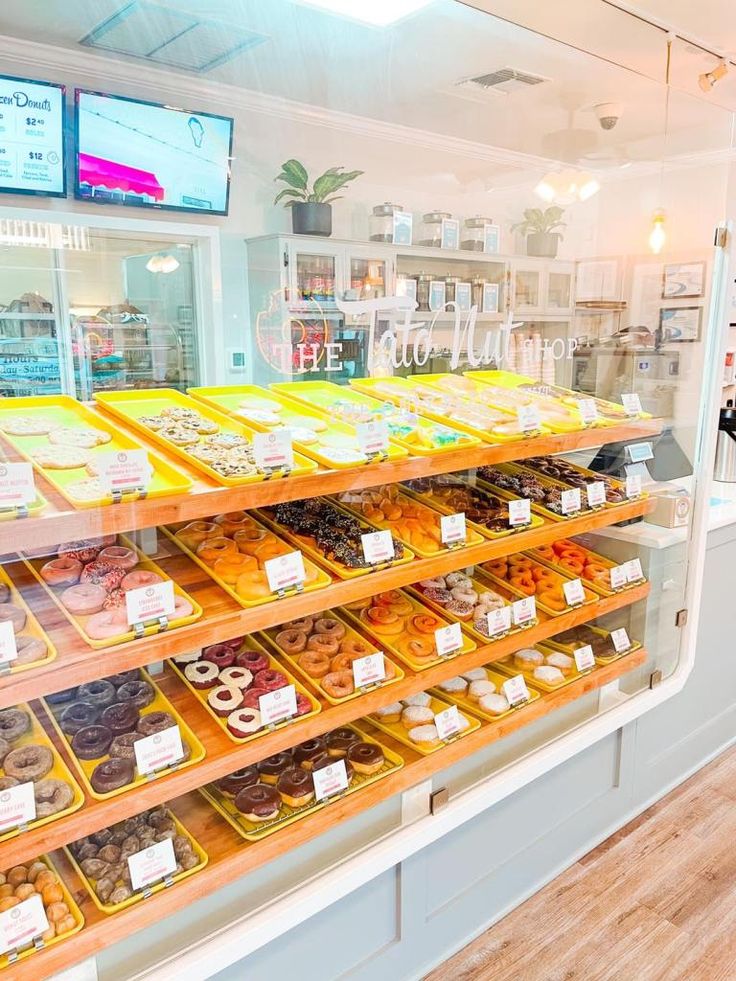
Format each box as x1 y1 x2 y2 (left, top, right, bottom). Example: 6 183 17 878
625 0 736 56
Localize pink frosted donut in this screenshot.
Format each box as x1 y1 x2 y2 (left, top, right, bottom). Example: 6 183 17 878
60 583 107 615
121 570 163 592
173 595 194 619
254 669 287 692
40 557 83 586
86 607 129 640
80 561 125 591
103 588 127 609
58 536 115 563
98 546 138 570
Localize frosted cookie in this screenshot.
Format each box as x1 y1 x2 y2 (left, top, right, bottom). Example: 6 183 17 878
408 724 439 744
48 427 112 448
533 665 564 685
32 446 91 469
545 651 574 676
461 667 488 683
479 693 510 716
284 426 319 445
287 415 327 433
437 676 468 694
468 679 495 701
1 415 59 436
318 447 366 465
402 692 432 708
401 705 434 728
66 478 108 501
238 396 282 414
239 409 281 426
514 648 544 670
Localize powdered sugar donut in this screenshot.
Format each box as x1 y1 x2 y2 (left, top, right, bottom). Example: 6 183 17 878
478 693 510 716
401 705 434 728
402 692 432 708
545 652 575 676
468 679 495 701
461 668 487 683
437 676 467 694
533 665 564 685
514 648 544 670
408 724 439 744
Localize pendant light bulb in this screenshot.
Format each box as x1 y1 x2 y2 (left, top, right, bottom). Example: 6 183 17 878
649 210 666 254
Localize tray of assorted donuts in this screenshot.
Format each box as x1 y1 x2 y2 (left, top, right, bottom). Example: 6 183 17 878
409 572 522 646
333 483 485 559
0 564 57 676
339 589 477 673
477 552 598 617
494 643 590 692
256 498 415 579
258 610 404 706
41 669 205 801
0 854 83 969
519 456 633 508
0 394 192 509
169 636 320 742
200 725 403 841
527 540 645 597
368 690 479 755
0 704 83 842
22 533 201 649
162 510 332 609
476 462 594 522
430 666 541 724
65 805 207 914
544 623 641 664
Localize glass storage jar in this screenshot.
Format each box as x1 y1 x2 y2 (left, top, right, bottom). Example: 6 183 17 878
445 276 461 303
462 215 494 252
416 273 432 311
419 211 452 247
369 203 404 243
471 276 487 308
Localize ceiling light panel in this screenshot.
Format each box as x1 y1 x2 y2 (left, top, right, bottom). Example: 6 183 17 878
294 0 435 28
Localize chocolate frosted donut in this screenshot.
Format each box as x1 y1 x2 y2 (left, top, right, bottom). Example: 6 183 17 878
116 680 155 709
4 744 53 781
101 702 140 736
91 757 134 793
109 732 145 760
346 740 385 774
107 670 141 688
60 701 100 735
136 711 176 736
77 679 116 709
72 724 113 760
256 752 293 784
293 737 326 769
216 766 259 795
325 726 361 758
233 783 281 821
0 707 31 742
276 766 314 806
46 687 78 706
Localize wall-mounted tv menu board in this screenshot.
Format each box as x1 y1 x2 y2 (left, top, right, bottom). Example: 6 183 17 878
0 74 66 197
75 89 233 215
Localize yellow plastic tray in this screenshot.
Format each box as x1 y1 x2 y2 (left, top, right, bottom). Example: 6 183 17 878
0 394 192 509
170 636 321 742
200 725 403 841
510 458 637 511
188 384 408 469
256 501 416 580
333 486 485 559
476 562 597 618
42 668 206 801
430 666 541 724
0 854 84 969
477 462 595 523
258 609 405 705
270 380 482 457
368 691 479 755
23 533 202 649
0 703 83 843
525 543 646 598
65 811 207 914
339 589 476 672
161 519 331 609
480 373 652 423
462 370 584 433
0 564 57 677
494 643 592 692
406 577 522 647
94 388 317 486
543 624 642 664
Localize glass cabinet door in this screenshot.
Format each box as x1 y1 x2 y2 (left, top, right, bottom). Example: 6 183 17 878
348 256 387 300
514 268 542 310
547 270 573 310
292 251 337 306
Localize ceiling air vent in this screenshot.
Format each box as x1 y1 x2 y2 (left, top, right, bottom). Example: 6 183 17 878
457 67 550 96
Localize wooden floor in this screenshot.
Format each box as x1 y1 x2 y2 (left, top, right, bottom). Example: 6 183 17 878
425 745 736 981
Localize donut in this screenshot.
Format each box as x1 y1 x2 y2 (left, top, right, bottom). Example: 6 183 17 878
545 652 575 676
100 702 140 736
220 666 253 690
295 693 312 716
33 778 74 817
226 708 262 738
313 617 346 640
468 680 495 701
109 731 145 759
401 705 434 728
0 737 10 765
216 766 259 795
39 557 82 586
97 546 138 570
137 711 177 736
0 604 26 632
201 644 236 671
241 687 267 709
72 725 113 760
58 536 114 563
90 757 134 794
437 676 468 694
86 608 129 640
176 521 219 550
120 570 163 591
293 737 326 769
478 693 511 716
233 527 269 555
214 511 256 536
234 783 281 821
173 595 194 620
361 607 403 636
257 752 293 784
325 727 361 758
276 766 314 807
297 650 331 678
3 744 53 780
116 680 155 709
407 614 439 636
306 633 339 656
404 637 435 662
235 649 269 674
281 617 314 634
0 776 18 791
322 670 354 699
60 701 100 735
421 586 453 605
275 629 307 655
403 692 432 707
255 669 288 692
197 537 238 564
213 553 258 584
235 570 271 599
338 637 373 657
80 561 125 592
207 686 243 718
347 741 384 774
327 652 355 673
107 670 140 688
373 701 403 723
514 648 544 669
409 724 440 744
77 680 116 708
539 590 567 612
533 665 565 685
375 590 413 615
60 583 107 615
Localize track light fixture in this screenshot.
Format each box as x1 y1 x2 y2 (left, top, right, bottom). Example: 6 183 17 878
699 61 728 92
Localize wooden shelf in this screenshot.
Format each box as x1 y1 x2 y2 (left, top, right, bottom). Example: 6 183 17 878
13 647 647 981
1 411 661 554
0 497 654 707
0 582 648 871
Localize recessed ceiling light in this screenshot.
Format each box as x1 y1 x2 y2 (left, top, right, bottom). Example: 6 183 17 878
295 0 434 28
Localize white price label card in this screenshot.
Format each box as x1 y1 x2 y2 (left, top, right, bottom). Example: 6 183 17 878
440 512 466 545
0 894 48 955
610 628 632 653
313 759 349 802
621 392 642 416
434 704 462 741
0 782 35 833
487 605 512 637
561 487 582 515
125 580 175 626
127 838 176 892
0 462 36 509
356 420 390 457
624 558 644 583
96 450 152 493
574 644 596 672
434 622 463 657
512 596 536 627
252 430 294 471
0 622 17 665
577 399 598 424
609 564 628 590
562 578 586 607
352 652 386 688
626 474 643 499
264 550 306 593
361 529 394 565
258 684 297 726
627 441 654 463
134 725 183 776
509 498 531 527
502 674 530 707
517 404 541 432
586 481 607 507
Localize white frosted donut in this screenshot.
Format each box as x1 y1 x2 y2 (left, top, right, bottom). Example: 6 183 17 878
207 685 243 717
479 693 510 715
227 708 262 737
533 665 564 685
401 705 434 728
545 652 574 676
219 666 253 689
184 661 219 689
402 692 432 708
468 679 496 701
437 676 467 694
409 724 439 744
445 572 472 589
461 667 487 683
418 578 446 590
451 587 478 604
514 648 544 669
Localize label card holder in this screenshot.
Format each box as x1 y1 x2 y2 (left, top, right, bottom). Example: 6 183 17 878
258 685 298 727
0 782 35 834
511 596 537 628
128 838 177 896
355 420 390 461
252 431 294 474
352 652 386 690
434 622 463 658
561 487 582 516
361 530 394 566
609 564 628 590
562 578 586 608
502 674 531 708
313 759 349 802
610 628 632 653
96 450 152 501
0 893 49 958
621 392 643 416
577 399 598 425
487 605 512 639
586 482 607 508
440 512 466 548
574 644 596 672
508 498 531 528
434 705 463 742
125 580 175 638
624 558 644 583
134 724 184 778
264 551 306 598
0 462 36 517
517 404 541 433
0 621 18 674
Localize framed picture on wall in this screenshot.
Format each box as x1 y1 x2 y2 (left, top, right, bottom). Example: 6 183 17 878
662 261 706 299
659 306 702 343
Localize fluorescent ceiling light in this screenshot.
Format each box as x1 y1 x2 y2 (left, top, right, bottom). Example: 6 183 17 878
295 0 434 27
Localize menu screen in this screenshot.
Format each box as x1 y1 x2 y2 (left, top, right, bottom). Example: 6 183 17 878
0 74 66 197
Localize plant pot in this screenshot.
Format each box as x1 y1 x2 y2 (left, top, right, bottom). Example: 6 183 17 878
526 232 559 258
291 202 332 237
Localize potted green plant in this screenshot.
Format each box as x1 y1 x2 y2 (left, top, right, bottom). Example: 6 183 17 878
274 159 364 237
512 206 566 258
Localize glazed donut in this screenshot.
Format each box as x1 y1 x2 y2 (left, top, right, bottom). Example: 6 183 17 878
328 652 357 673
297 650 331 678
407 614 440 636
254 669 288 692
234 783 281 821
101 702 140 736
60 583 107 616
0 707 30 742
86 608 128 640
338 637 373 657
176 521 220 551
197 537 238 564
276 766 314 807
322 670 354 699
235 648 269 674
90 757 134 794
71 725 113 760
137 710 177 736
214 511 256 536
201 644 236 671
40 557 82 586
120 570 163 592
257 752 293 784
109 731 145 759
235 570 270 599
60 701 100 735
206 686 243 718
404 637 435 662
116 680 155 709
313 617 346 640
241 687 267 709
98 546 138 570
361 606 403 636
216 766 259 795
213 553 257 584
0 604 26 632
306 633 339 656
539 590 567 612
4 744 53 780
347 741 385 775
33 778 74 817
233 527 269 555
219 666 253 690
282 617 314 634
325 727 361 758
375 590 413 615
80 561 125 591
226 708 261 738
293 737 326 769
275 629 307 655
